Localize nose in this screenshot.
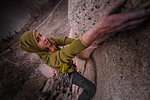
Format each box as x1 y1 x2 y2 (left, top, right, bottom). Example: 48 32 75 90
41 36 46 42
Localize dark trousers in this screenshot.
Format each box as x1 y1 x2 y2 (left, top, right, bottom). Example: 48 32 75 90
70 71 96 100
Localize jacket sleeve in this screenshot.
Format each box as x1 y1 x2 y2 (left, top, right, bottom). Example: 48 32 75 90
40 38 89 68
47 36 75 46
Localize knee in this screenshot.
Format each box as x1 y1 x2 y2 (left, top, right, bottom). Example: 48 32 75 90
88 83 96 97
91 84 96 96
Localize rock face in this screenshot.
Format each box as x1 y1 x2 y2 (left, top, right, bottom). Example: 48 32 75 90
69 0 150 100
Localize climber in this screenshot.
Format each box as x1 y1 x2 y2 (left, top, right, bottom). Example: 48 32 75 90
19 0 150 100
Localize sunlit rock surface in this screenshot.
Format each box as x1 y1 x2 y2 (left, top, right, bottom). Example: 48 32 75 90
69 0 150 100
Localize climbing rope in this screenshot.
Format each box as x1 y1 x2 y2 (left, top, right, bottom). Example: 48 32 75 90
35 0 63 33
0 41 19 56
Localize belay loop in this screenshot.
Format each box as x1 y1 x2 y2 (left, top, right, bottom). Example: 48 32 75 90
66 63 77 73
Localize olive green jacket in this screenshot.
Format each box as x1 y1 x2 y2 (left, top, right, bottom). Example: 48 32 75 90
19 30 89 73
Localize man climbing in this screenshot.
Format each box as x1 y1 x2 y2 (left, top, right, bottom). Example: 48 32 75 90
19 0 150 100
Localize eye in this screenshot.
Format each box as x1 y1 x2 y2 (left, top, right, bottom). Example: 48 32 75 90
36 37 40 42
39 33 42 37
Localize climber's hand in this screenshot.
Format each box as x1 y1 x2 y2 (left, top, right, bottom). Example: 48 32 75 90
81 0 150 45
96 0 150 35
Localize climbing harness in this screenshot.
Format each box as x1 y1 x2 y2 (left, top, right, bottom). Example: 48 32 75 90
50 63 78 88
60 63 77 87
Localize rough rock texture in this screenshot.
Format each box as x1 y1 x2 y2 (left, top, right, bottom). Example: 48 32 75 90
69 0 150 100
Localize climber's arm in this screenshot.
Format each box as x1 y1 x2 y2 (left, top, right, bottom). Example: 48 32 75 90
39 38 88 70
81 0 150 45
48 36 75 46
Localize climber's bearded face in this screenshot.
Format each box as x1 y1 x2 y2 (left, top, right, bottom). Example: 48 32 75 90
34 31 57 52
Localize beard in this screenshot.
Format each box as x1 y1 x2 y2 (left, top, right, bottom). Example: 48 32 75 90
47 41 58 54
49 45 57 52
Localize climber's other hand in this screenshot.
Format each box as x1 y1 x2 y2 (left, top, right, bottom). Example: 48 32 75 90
81 0 150 45
96 0 150 35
